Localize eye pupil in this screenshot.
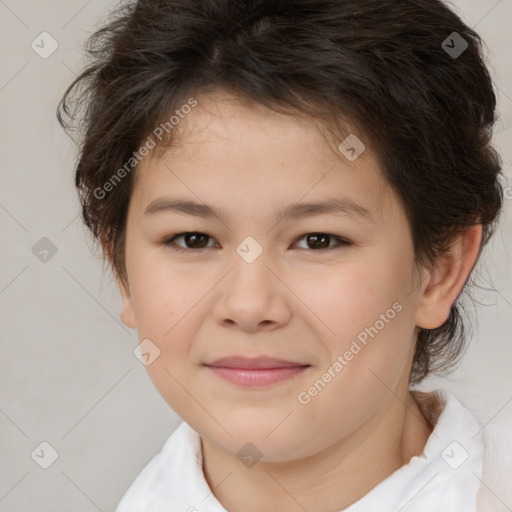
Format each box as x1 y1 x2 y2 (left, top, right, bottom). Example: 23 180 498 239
186 232 209 248
307 233 330 249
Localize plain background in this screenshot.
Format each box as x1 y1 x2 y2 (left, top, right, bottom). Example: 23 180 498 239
0 0 511 510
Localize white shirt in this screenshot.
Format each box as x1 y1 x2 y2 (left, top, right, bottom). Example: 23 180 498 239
115 389 486 512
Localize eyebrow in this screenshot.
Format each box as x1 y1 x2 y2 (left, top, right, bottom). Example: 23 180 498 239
143 196 373 222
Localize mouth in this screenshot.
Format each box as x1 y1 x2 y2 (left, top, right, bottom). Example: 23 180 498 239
203 356 311 387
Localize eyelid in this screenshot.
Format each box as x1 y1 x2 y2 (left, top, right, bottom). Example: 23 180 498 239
163 231 351 252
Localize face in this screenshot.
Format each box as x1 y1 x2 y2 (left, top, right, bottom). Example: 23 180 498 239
119 90 427 462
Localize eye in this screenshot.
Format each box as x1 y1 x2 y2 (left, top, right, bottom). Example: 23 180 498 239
163 231 350 252
164 232 218 252
292 233 351 251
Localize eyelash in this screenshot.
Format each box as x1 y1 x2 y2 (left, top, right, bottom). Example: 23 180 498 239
162 232 351 253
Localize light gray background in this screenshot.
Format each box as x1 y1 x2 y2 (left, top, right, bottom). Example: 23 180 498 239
0 0 511 510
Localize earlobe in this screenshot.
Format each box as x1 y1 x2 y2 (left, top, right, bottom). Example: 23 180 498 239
415 225 482 330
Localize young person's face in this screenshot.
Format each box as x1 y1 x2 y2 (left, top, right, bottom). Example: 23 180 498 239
118 90 431 460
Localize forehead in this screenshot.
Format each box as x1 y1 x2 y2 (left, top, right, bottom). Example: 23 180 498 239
131 91 398 223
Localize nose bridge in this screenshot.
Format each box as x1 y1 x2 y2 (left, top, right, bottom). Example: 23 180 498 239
212 236 292 330
228 235 275 295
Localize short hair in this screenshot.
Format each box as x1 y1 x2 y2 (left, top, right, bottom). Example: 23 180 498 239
57 0 504 384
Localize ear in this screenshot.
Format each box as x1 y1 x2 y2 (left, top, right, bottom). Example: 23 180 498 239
102 238 137 329
117 277 137 329
415 225 482 329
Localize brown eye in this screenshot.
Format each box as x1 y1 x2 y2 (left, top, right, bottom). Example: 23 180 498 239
183 232 210 248
294 233 350 250
307 233 330 249
165 232 216 251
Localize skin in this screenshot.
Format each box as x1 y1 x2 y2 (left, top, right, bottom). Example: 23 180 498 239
111 90 482 511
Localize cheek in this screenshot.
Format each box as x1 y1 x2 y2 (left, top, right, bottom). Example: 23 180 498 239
127 248 200 336
303 259 415 384
299 261 401 343
126 253 205 418
292 270 414 450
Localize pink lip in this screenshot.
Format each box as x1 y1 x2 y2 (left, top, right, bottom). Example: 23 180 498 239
204 357 310 387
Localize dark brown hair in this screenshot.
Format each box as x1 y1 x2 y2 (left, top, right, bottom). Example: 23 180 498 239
57 0 504 384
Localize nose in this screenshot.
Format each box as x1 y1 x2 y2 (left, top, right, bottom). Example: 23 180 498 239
212 249 293 333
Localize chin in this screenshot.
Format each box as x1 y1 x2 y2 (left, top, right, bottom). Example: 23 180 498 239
226 422 310 461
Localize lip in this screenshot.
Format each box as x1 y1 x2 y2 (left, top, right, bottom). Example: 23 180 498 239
204 357 310 387
206 356 308 369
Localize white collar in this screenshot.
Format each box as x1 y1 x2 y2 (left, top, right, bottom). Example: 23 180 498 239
115 389 484 511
